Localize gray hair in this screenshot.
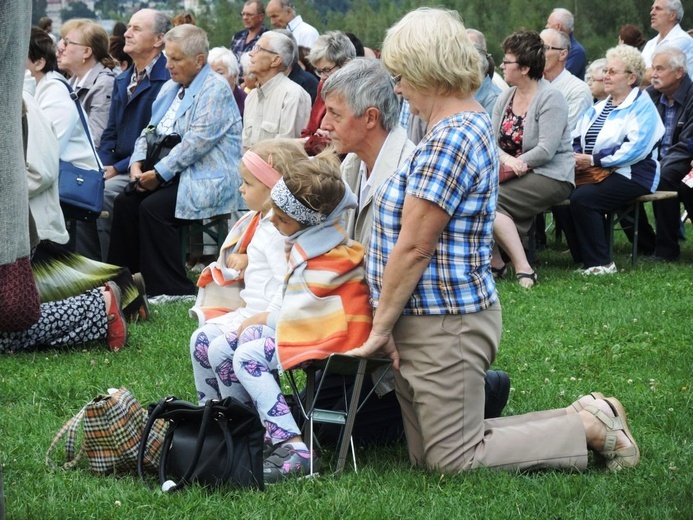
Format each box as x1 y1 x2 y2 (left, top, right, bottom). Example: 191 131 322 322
322 58 400 132
165 24 209 59
272 29 298 66
263 30 295 70
152 10 172 35
466 28 487 51
586 58 607 79
308 31 356 67
542 28 571 53
551 8 575 32
664 0 684 22
652 44 688 73
208 47 240 81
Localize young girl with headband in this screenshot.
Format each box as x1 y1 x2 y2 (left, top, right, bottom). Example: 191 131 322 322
217 150 374 483
188 139 308 404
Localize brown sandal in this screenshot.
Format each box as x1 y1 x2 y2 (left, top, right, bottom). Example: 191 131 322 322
583 399 640 471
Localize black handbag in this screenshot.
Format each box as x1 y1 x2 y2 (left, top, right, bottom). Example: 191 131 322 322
53 79 105 221
137 397 264 492
124 129 181 195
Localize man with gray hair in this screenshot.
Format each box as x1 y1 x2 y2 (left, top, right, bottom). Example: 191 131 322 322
546 7 586 80
639 45 693 261
641 0 693 78
265 0 319 49
242 31 311 149
78 8 171 261
540 28 592 130
273 28 318 103
466 28 502 115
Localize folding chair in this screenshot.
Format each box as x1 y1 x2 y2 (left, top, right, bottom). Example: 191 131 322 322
285 354 393 476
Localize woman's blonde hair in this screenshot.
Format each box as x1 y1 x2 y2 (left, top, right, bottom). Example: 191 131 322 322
61 19 116 69
605 44 646 87
381 7 481 96
278 148 345 217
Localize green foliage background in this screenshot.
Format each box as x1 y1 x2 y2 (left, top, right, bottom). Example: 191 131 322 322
194 0 659 64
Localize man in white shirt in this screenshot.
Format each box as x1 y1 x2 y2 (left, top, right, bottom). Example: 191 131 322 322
541 28 592 131
242 31 311 150
539 28 592 250
265 0 319 49
641 0 693 79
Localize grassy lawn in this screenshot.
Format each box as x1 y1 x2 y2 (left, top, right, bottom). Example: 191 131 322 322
1 228 691 519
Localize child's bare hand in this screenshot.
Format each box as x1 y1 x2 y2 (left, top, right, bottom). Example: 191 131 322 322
225 253 248 272
237 312 269 336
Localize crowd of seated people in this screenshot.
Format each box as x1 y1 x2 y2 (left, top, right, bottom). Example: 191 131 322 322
6 0 693 492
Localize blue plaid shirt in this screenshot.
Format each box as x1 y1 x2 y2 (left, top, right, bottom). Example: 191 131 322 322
658 93 678 157
367 111 499 315
230 27 267 62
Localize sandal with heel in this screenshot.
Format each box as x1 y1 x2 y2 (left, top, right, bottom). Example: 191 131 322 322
583 398 640 471
569 392 606 413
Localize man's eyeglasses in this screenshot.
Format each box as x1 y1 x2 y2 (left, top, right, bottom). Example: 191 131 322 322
316 64 339 77
601 68 632 76
543 45 566 52
240 11 261 17
501 60 518 66
251 44 278 55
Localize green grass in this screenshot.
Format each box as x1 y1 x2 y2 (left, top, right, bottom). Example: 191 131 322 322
1 229 692 519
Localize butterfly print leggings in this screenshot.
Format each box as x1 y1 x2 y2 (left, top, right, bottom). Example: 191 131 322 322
190 323 301 445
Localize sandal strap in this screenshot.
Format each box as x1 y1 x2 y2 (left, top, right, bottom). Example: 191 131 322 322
583 405 625 457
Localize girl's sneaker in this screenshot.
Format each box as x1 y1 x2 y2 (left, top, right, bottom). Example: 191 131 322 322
263 444 314 483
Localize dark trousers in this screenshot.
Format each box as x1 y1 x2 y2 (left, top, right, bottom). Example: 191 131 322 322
653 168 691 260
108 180 195 297
568 174 650 267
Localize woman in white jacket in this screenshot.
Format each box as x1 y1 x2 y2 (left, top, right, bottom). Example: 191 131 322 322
27 27 100 175
22 27 149 323
22 78 68 247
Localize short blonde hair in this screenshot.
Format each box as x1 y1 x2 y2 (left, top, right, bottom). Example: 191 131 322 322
606 44 646 87
380 7 481 96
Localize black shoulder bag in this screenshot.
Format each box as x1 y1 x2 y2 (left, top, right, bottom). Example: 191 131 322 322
137 397 264 492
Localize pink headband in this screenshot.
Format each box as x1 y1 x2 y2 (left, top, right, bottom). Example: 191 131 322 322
242 151 282 188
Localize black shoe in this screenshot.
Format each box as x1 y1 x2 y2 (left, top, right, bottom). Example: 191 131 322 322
484 370 510 419
643 254 679 263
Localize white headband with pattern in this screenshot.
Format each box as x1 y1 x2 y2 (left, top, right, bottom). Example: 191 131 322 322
270 178 325 226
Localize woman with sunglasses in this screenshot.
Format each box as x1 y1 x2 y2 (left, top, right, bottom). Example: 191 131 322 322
567 45 664 275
